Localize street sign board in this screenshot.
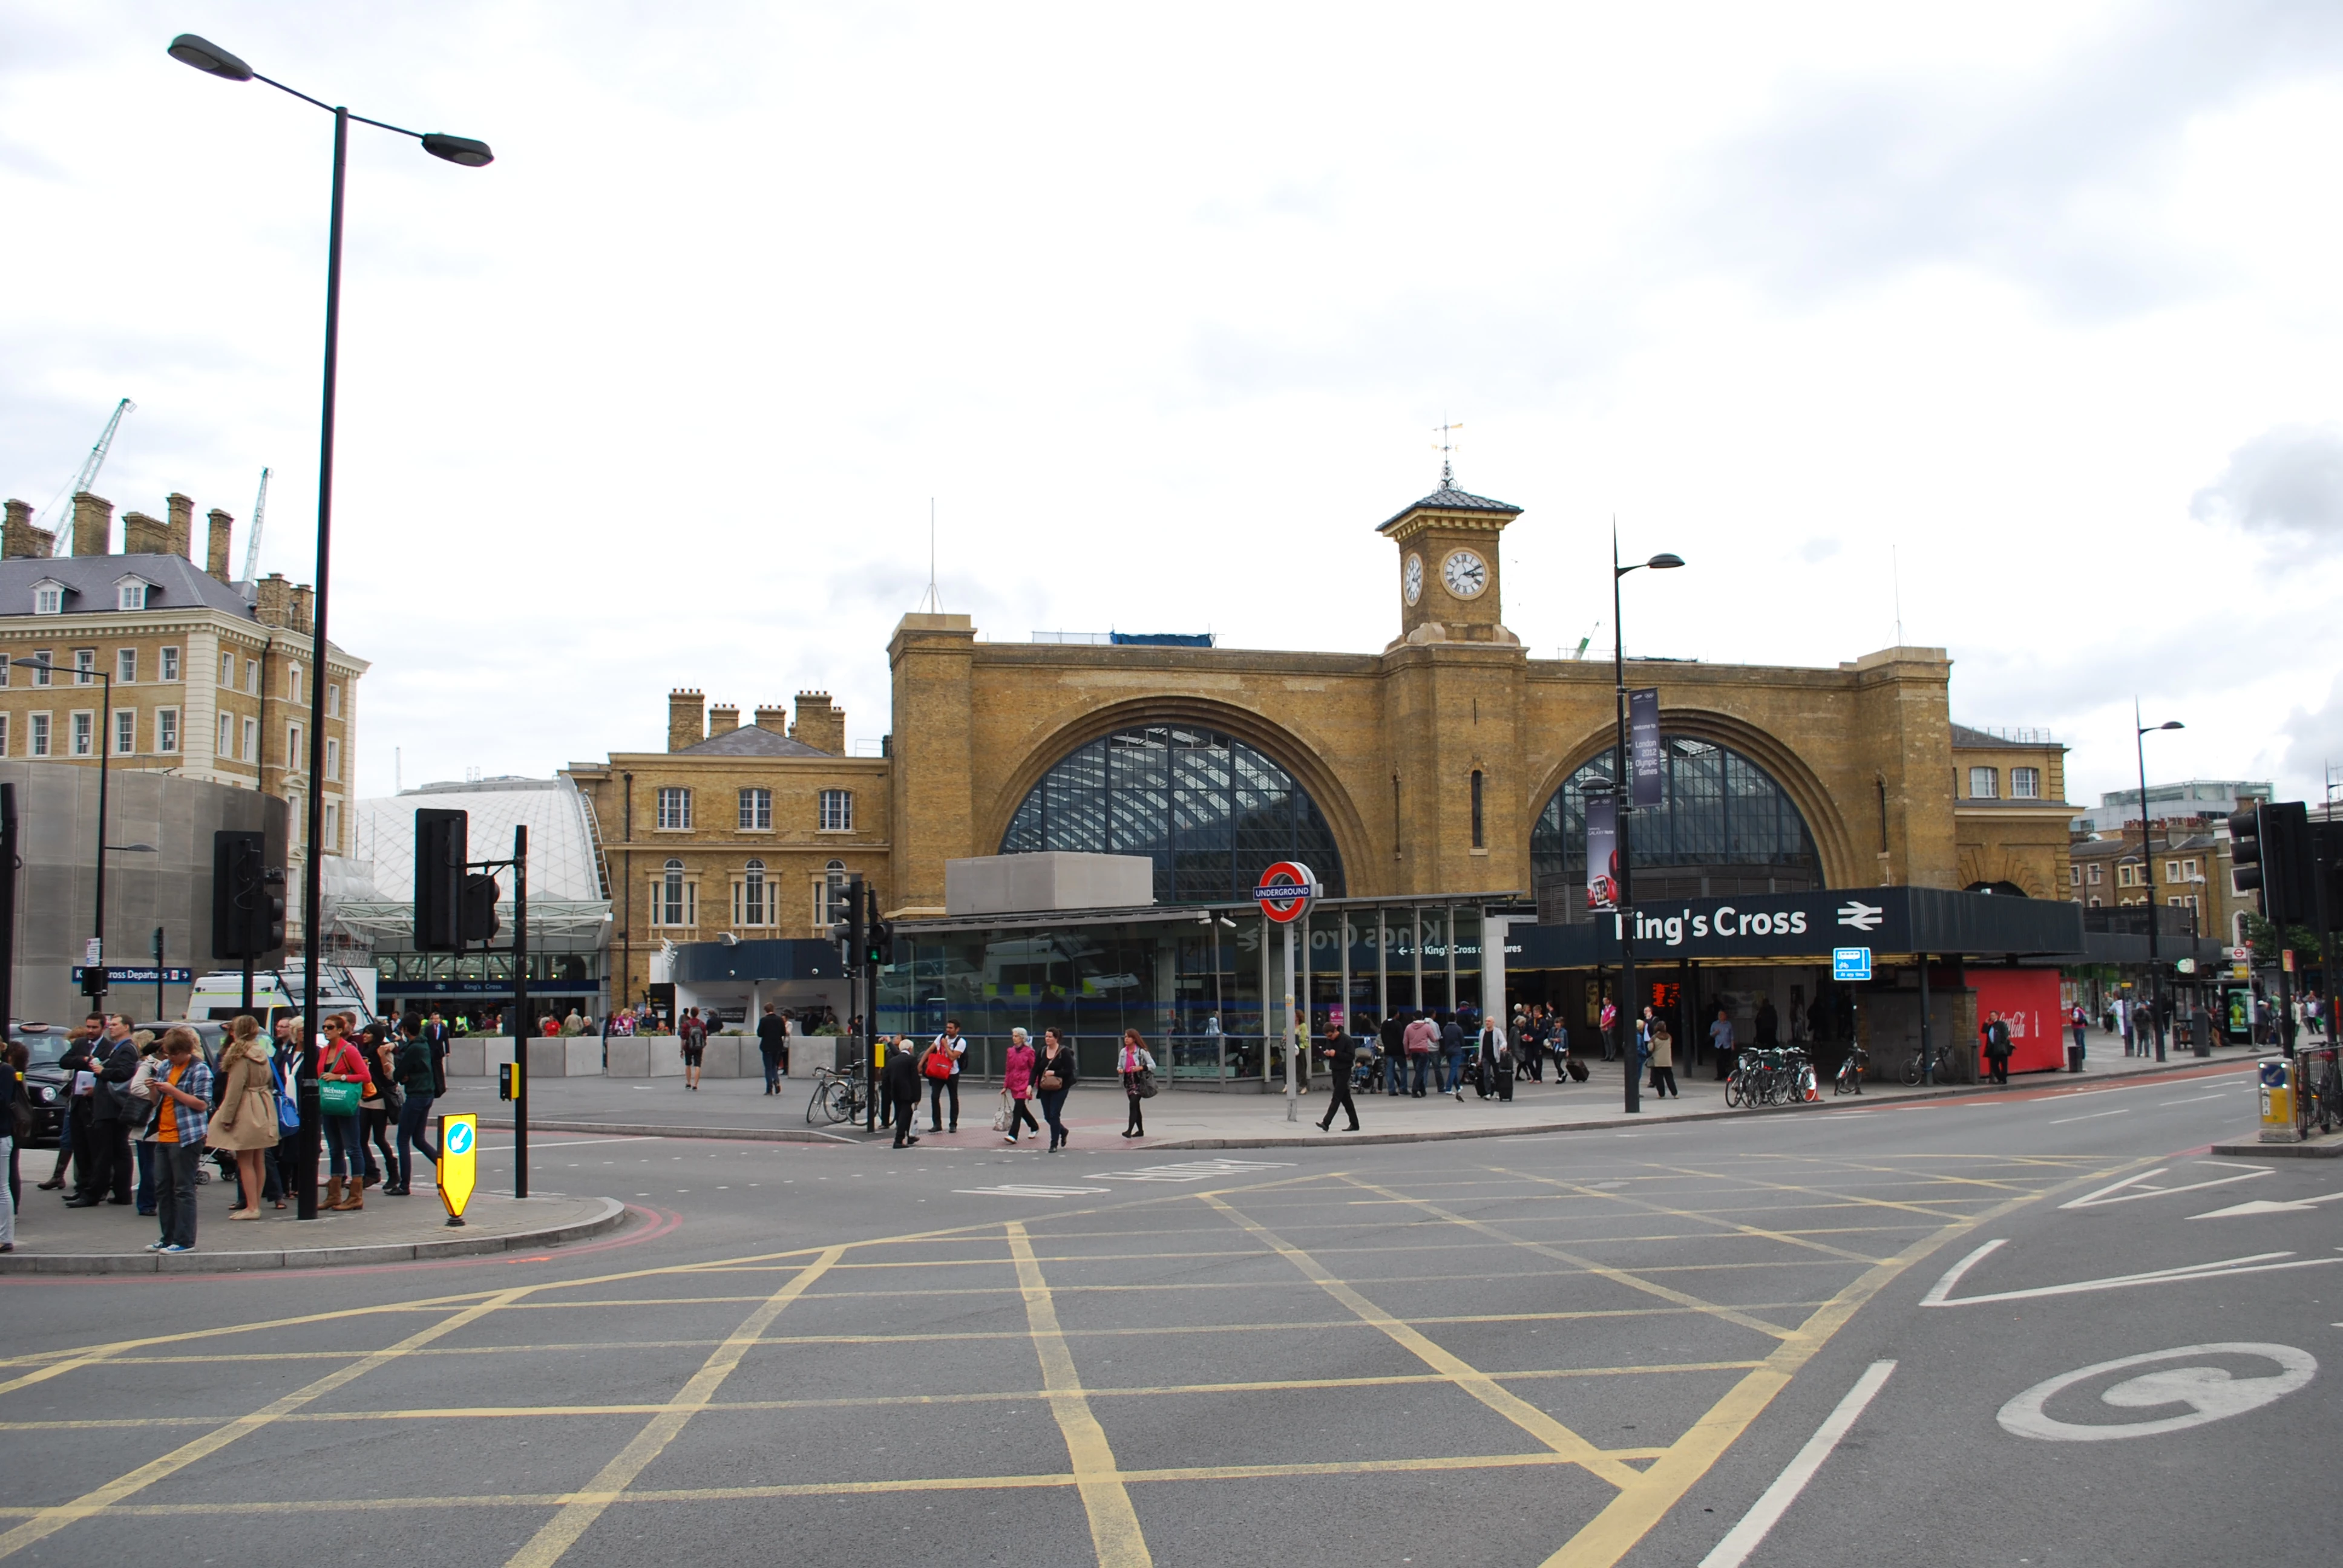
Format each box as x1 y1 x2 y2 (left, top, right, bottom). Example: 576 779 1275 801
438 1112 478 1224
70 967 194 985
1832 946 1873 982
1253 861 1317 924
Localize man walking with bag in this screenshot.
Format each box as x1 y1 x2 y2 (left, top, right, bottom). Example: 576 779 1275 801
928 1019 967 1133
1316 1018 1360 1132
1984 1011 2013 1086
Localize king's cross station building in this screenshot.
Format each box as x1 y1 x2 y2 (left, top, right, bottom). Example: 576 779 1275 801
568 477 2227 1085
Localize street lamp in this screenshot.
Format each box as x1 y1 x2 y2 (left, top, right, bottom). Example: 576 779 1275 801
169 33 491 1220
10 657 114 999
1610 529 1685 1114
2135 707 2184 1062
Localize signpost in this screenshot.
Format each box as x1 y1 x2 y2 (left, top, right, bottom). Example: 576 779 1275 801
1254 862 1317 1123
1832 947 1873 983
437 1112 477 1226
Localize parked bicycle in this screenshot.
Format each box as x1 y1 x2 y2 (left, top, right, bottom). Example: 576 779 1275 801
806 1063 870 1126
1833 1045 1869 1097
1726 1047 1817 1108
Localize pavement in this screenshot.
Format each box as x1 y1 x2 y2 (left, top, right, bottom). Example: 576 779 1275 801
3 1046 2335 1566
0 1182 625 1274
452 1028 2263 1150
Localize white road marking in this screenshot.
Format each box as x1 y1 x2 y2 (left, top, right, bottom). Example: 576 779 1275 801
476 1136 655 1149
1919 1240 2006 1306
2048 1108 2130 1125
2062 1163 2270 1210
1997 1344 2316 1442
951 1184 1113 1198
1924 1250 2341 1307
1697 1361 1897 1568
2195 1190 2343 1220
1095 1159 1296 1184
2159 1093 2232 1106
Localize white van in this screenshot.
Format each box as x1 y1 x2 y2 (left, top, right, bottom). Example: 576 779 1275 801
186 965 378 1030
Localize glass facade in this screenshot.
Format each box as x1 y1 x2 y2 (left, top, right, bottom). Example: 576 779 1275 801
876 903 1483 1085
1531 735 1822 903
1001 724 1347 904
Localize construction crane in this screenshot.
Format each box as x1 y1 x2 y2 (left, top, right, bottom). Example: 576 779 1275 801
38 397 136 554
241 466 270 592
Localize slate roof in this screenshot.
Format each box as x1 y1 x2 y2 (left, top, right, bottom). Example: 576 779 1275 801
676 725 831 758
0 552 257 619
1378 486 1522 531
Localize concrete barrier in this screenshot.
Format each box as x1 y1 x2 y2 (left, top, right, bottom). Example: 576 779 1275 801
605 1037 649 1077
649 1037 683 1077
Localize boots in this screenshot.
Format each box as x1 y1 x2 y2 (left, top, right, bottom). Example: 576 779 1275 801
323 1176 343 1210
333 1177 364 1211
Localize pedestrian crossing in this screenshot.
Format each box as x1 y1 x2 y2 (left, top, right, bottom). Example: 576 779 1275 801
953 1157 1294 1197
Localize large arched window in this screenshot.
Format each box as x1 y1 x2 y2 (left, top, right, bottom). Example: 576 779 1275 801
658 858 689 927
737 858 768 926
1531 736 1821 905
821 860 848 926
1003 724 1346 904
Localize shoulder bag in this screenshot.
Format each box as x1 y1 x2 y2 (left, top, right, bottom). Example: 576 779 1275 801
991 1090 1013 1132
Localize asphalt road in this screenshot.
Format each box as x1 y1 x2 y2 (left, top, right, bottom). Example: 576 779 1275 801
2 1058 2335 1568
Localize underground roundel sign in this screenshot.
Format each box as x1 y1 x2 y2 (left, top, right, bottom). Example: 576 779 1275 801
1254 861 1319 924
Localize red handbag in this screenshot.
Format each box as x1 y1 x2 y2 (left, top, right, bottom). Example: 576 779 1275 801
923 1046 954 1080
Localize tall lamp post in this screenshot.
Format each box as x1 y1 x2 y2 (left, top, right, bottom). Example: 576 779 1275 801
10 658 115 999
2135 705 2184 1063
1611 529 1685 1114
169 33 491 1220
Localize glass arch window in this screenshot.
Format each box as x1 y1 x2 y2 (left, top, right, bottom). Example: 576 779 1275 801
822 860 848 926
1003 724 1346 904
658 859 688 927
1531 736 1821 904
738 858 768 926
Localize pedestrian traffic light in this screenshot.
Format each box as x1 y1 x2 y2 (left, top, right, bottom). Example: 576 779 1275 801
2231 800 2314 926
212 829 286 958
862 881 890 967
837 875 865 965
414 808 468 951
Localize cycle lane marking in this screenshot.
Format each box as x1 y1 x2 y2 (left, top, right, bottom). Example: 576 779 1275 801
1696 1359 1896 1568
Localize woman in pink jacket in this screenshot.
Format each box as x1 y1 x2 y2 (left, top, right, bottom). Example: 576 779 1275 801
1001 1027 1041 1145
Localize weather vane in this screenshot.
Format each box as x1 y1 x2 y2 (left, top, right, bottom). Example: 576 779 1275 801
1432 419 1463 488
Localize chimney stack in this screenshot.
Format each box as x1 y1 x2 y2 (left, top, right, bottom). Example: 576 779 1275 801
667 689 705 752
2 500 55 560
254 573 293 628
790 691 846 755
753 704 790 734
292 584 314 634
206 509 235 581
122 511 170 555
708 703 740 737
165 494 194 560
70 491 112 557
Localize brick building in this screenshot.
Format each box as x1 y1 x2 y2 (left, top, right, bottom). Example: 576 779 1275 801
0 489 366 953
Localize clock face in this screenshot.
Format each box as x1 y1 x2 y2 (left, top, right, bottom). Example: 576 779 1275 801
1441 549 1489 600
1403 554 1424 606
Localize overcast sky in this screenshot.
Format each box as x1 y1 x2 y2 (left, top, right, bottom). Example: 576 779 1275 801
7 1 2342 817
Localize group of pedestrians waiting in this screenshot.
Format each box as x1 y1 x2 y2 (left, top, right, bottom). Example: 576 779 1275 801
4 1009 448 1256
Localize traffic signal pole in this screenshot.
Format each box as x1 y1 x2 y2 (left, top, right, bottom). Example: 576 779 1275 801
512 824 529 1198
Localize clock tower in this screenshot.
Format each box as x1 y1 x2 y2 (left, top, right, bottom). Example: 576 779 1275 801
1377 479 1523 647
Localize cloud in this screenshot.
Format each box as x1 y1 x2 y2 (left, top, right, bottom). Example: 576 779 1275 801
2191 422 2343 535
2283 671 2343 781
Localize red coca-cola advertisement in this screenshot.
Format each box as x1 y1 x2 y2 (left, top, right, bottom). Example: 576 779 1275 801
1965 967 2064 1076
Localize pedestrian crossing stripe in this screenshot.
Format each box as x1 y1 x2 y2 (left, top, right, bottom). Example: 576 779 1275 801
952 1160 1294 1198
952 1184 1113 1198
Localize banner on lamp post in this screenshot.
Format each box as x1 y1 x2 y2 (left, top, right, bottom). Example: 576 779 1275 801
1629 688 1664 808
1586 792 1619 913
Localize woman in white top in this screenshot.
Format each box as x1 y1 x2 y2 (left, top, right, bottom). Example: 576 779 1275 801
1118 1030 1158 1139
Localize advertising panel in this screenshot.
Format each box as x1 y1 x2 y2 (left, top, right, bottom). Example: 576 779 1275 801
1628 688 1664 808
1585 793 1618 912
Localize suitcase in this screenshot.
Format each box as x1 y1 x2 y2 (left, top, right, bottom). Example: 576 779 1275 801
1567 1057 1590 1083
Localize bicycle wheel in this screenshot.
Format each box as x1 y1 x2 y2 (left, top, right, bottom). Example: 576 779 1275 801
1900 1054 1922 1087
1723 1074 1743 1109
820 1080 855 1125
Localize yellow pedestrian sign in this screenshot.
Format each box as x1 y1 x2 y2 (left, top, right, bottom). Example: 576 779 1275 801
439 1112 478 1227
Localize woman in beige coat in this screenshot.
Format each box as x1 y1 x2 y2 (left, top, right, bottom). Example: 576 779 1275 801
1647 1019 1679 1099
205 1016 280 1220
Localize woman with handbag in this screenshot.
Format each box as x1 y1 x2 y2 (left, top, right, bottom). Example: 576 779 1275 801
1118 1030 1157 1138
1037 1028 1078 1152
1110 1027 1157 1138
316 1016 372 1212
361 1024 399 1189
206 1016 279 1220
1001 1028 1041 1145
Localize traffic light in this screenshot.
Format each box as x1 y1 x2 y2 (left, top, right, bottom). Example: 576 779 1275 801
211 829 286 959
833 874 865 964
460 872 501 943
2231 800 2314 926
863 881 890 967
414 808 468 951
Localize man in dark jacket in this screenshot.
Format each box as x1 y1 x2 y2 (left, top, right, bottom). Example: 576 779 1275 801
883 1040 923 1148
1440 1012 1466 1096
1377 1014 1405 1097
756 1004 789 1095
1316 1019 1360 1133
66 1015 137 1207
1984 1012 2013 1086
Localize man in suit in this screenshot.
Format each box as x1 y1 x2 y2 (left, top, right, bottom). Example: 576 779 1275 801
1316 1019 1360 1132
66 1014 137 1208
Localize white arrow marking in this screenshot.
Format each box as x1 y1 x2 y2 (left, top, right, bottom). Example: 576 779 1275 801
1922 1249 2338 1307
2195 1190 2343 1219
1919 1239 2007 1305
1837 901 1885 932
2062 1163 2269 1210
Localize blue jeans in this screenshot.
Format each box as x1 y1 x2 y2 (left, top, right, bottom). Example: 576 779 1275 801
323 1112 364 1178
1408 1053 1432 1094
154 1142 201 1249
1441 1051 1463 1093
396 1095 437 1189
1384 1051 1404 1093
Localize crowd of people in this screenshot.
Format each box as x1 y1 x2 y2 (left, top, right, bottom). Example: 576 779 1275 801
2 1009 452 1256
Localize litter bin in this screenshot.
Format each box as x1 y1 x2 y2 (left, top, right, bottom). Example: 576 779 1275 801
2259 1059 2297 1144
2067 1044 2085 1074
